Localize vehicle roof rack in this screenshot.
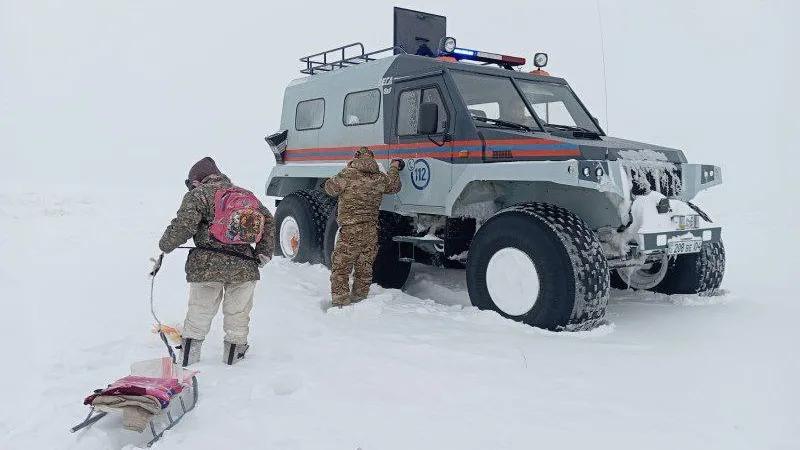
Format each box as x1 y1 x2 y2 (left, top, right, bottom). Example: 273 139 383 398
300 42 406 75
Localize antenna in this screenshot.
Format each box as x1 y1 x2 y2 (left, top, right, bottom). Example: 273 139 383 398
595 0 609 133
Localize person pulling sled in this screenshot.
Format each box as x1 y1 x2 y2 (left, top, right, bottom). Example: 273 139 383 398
158 157 274 366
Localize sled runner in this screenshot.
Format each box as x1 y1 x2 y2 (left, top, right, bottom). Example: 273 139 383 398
70 357 198 447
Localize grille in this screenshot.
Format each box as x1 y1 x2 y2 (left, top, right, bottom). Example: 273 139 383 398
628 165 682 197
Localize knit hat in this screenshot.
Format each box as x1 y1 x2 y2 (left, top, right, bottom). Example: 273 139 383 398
187 157 221 183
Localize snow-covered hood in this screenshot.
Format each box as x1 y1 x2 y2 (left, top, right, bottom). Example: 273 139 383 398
573 136 688 164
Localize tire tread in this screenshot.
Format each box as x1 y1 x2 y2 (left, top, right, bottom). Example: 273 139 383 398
496 203 610 330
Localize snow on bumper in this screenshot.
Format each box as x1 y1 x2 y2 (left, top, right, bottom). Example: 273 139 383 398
631 191 722 252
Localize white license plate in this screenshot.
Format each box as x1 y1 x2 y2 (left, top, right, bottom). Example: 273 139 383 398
667 239 703 255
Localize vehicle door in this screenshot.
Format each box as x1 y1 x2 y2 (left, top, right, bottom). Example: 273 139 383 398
389 74 454 214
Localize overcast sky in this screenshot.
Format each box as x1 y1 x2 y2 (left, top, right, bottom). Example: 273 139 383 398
2 0 797 210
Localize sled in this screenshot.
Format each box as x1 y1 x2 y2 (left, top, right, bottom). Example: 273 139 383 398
70 357 198 447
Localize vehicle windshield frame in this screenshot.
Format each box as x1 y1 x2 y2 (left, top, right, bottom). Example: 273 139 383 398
448 69 545 132
513 77 604 135
447 67 604 136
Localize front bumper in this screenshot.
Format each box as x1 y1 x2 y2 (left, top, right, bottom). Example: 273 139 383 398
639 226 722 252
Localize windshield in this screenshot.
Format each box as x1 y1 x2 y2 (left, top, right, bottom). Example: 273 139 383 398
450 71 601 134
450 71 541 131
516 79 600 133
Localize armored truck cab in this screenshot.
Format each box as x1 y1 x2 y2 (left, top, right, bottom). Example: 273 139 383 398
265 9 725 330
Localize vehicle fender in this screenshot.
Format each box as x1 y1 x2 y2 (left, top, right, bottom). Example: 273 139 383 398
445 160 626 216
265 164 344 197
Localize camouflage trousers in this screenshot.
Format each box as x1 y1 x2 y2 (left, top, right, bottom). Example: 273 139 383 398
330 222 379 304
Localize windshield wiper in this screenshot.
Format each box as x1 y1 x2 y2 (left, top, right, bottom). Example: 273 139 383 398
471 115 535 132
544 123 597 134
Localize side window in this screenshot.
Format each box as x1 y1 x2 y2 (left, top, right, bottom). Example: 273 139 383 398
295 98 325 130
422 88 448 133
343 89 380 126
397 86 448 136
397 90 421 136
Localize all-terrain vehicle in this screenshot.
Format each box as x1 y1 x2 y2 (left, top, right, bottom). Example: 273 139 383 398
264 8 725 330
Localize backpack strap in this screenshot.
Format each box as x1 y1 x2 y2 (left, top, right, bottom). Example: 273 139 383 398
178 246 259 263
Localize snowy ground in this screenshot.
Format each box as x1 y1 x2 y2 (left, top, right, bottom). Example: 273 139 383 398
2 1 797 448
0 188 797 450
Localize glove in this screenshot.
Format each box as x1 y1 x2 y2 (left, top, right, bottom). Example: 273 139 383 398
391 159 405 171
149 253 165 277
258 254 271 268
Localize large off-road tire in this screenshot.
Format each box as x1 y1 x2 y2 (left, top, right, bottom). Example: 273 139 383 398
653 241 726 295
611 241 725 295
274 190 334 263
322 207 338 268
322 207 412 289
466 203 609 330
374 211 413 289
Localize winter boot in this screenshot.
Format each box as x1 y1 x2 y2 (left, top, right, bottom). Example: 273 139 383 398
180 338 203 367
350 293 368 304
223 341 249 365
331 294 351 308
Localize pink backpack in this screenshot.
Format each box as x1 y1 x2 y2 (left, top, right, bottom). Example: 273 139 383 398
210 188 265 244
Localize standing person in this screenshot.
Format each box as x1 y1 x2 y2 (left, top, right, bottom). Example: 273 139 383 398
324 147 404 307
158 157 274 366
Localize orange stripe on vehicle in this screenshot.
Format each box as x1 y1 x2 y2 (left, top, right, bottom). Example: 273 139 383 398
285 138 571 154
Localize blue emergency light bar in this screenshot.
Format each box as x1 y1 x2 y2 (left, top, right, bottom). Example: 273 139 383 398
438 36 526 67
452 47 526 66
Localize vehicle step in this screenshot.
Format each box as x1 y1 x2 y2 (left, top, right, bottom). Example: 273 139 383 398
393 235 444 263
393 236 444 245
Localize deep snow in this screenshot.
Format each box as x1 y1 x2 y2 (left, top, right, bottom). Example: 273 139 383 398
0 189 798 449
2 0 798 448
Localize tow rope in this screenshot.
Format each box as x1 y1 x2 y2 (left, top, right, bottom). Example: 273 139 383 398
148 253 177 364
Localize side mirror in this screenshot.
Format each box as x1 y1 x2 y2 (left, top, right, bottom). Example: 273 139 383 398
265 129 288 154
418 102 439 135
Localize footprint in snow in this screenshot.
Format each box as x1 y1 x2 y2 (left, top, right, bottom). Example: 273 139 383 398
270 372 303 396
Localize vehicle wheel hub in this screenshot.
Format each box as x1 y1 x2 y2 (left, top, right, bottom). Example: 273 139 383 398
279 216 300 258
616 255 669 290
485 247 540 316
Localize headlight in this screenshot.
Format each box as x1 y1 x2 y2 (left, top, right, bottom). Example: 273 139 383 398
582 167 590 177
595 167 604 178
701 165 717 184
688 214 700 229
534 52 548 67
671 215 701 230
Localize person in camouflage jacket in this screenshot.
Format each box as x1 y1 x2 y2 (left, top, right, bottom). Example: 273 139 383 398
324 147 403 306
159 157 274 365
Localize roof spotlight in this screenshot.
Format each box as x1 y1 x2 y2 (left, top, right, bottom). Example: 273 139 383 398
534 52 548 68
440 36 457 54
